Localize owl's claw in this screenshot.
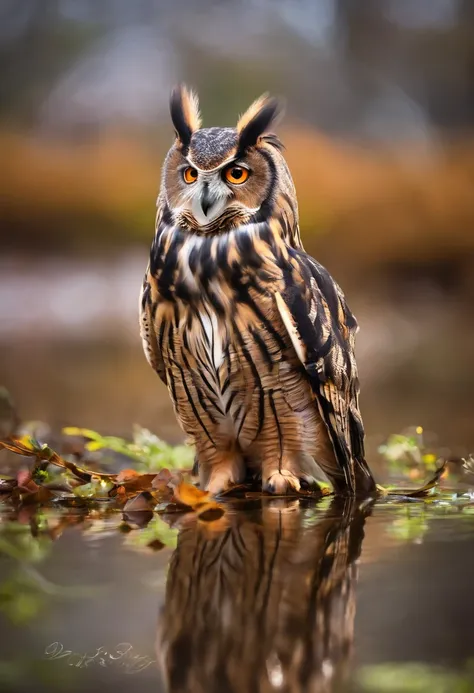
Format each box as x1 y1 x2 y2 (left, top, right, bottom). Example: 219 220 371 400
263 470 301 495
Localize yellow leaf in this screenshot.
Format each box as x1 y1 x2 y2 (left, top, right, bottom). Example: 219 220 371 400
62 427 98 439
85 441 103 451
18 436 35 450
174 482 210 509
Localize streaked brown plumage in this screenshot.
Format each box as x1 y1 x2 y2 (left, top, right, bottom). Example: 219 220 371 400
156 499 369 693
140 85 375 495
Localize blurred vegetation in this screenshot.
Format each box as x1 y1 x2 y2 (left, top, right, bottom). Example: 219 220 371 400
2 128 474 281
378 426 442 480
0 0 473 286
357 662 474 693
63 425 194 471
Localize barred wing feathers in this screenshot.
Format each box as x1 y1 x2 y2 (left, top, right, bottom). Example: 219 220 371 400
275 248 375 494
139 267 168 386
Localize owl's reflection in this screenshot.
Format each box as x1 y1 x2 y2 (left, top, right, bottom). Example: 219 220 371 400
157 498 370 693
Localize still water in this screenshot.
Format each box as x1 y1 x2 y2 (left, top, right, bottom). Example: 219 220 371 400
1 254 474 692
1 496 474 693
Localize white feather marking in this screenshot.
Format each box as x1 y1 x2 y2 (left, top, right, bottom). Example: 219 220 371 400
275 291 306 364
200 308 224 370
179 235 202 289
308 278 318 323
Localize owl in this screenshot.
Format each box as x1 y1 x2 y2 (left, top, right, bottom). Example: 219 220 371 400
140 85 376 496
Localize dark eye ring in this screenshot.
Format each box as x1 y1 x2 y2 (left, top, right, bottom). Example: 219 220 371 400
183 167 198 184
224 165 249 185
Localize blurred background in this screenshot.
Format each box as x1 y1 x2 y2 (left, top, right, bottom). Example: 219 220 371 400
1 0 474 471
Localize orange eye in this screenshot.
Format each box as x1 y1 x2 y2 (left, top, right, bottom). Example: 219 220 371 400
183 167 198 184
224 165 249 185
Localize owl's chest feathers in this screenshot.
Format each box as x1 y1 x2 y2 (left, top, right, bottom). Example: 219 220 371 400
153 223 286 409
154 222 280 325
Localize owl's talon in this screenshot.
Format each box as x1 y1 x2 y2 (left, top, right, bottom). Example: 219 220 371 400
202 456 245 496
263 470 301 495
206 475 233 496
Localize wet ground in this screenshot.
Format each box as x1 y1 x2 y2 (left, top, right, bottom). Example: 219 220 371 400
1 496 474 693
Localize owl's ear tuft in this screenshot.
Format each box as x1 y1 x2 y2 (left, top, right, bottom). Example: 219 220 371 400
170 85 201 147
237 94 282 152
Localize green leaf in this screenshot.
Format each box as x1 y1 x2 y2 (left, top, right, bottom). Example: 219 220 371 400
73 478 114 499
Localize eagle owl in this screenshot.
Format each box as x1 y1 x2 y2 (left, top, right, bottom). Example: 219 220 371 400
140 85 375 496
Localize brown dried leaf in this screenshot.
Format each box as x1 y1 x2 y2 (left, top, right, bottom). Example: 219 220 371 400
119 473 159 494
15 467 40 495
0 437 35 455
0 436 118 484
17 469 33 488
123 491 155 513
116 468 141 483
152 468 172 488
19 479 40 494
122 510 154 528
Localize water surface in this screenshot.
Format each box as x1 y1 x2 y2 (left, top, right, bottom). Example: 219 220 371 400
1 496 474 693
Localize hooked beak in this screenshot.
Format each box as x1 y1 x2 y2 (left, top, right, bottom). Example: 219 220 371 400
200 183 215 217
192 182 225 225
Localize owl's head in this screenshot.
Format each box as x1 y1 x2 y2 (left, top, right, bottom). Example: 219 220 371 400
160 85 297 234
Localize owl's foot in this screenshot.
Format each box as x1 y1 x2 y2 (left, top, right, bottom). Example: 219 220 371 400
200 454 245 496
263 469 301 495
